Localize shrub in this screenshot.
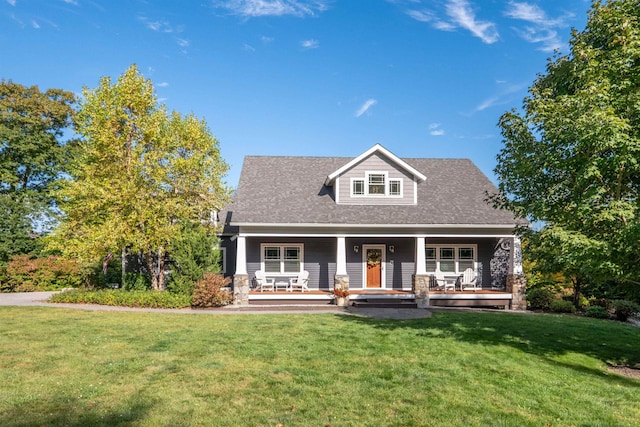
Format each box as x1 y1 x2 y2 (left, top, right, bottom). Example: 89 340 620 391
611 300 640 322
49 289 191 309
585 306 610 319
549 299 576 314
3 255 81 292
527 287 556 310
123 273 151 291
191 273 232 308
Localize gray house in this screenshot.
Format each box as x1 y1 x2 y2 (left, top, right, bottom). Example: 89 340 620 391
221 144 526 309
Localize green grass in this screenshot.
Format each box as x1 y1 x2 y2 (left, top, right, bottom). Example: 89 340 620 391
0 308 638 426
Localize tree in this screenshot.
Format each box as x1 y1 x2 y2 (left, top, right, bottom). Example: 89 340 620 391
0 80 76 262
493 0 640 292
51 65 231 290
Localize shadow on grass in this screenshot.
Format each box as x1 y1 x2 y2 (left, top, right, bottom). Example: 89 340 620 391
338 310 640 385
0 393 154 427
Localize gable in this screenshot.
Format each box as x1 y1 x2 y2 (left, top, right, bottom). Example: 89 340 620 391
334 151 418 205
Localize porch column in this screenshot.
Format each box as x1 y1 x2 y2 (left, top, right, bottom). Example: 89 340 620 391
413 236 430 308
506 235 526 310
233 235 249 306
334 235 349 301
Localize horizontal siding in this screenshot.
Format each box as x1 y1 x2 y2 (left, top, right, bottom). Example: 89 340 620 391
235 236 507 291
337 153 415 205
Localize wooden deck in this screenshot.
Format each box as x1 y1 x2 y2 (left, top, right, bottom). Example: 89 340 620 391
248 288 513 308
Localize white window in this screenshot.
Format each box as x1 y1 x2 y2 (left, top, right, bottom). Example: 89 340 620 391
351 178 365 196
425 245 476 275
389 178 402 196
368 173 386 195
261 244 304 274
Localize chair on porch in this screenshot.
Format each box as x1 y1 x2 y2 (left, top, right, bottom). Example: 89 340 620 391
460 268 480 291
254 270 275 292
434 269 455 293
289 270 309 292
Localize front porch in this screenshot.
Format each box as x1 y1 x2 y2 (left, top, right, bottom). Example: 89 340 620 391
247 288 514 309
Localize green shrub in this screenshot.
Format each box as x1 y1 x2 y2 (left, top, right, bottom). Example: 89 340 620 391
549 299 576 314
49 289 191 309
123 273 151 291
585 305 609 319
3 255 82 292
611 300 640 322
191 273 232 308
527 287 556 310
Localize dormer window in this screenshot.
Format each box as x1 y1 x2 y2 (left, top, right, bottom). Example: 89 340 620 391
368 173 386 195
350 172 403 197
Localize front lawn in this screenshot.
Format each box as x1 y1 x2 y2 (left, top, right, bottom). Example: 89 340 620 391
0 308 638 426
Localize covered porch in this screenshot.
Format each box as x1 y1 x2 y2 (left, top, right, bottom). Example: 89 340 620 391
229 228 526 309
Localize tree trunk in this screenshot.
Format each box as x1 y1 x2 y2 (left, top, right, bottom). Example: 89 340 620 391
121 247 127 289
573 276 583 309
157 248 165 291
145 252 159 290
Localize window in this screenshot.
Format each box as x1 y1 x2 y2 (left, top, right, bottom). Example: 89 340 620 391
218 247 227 274
352 179 364 196
425 245 476 275
261 244 303 274
389 179 401 196
368 173 386 195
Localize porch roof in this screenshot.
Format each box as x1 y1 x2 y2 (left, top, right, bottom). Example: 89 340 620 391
224 155 525 230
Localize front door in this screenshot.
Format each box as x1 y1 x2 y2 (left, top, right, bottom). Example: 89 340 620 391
363 245 385 288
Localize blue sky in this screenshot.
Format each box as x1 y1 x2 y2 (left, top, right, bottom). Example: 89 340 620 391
1 0 591 189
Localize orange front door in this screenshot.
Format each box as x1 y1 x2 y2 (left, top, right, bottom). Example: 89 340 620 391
366 248 382 288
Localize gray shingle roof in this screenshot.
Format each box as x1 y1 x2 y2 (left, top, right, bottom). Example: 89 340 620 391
225 155 519 226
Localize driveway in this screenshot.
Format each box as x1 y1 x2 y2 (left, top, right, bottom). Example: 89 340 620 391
0 291 60 306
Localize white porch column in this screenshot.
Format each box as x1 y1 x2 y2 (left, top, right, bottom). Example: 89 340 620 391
415 236 427 275
235 235 247 275
413 236 429 308
336 235 347 275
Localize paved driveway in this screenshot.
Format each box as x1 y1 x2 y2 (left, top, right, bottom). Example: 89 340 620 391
0 291 59 306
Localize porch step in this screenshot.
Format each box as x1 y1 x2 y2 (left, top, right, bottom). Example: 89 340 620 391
351 298 417 309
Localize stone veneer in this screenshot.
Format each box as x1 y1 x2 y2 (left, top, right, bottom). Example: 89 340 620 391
413 274 430 308
506 274 527 310
233 274 250 306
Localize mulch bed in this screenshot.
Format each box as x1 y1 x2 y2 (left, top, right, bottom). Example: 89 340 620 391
608 365 640 379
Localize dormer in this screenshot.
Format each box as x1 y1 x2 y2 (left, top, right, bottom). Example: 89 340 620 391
324 144 427 205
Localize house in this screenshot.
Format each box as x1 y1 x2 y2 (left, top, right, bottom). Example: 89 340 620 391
220 144 526 309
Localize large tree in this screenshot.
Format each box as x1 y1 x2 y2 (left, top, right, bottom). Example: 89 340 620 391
0 81 76 262
493 0 640 288
51 65 231 290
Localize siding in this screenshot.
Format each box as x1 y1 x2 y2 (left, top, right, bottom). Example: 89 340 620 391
246 237 336 291
337 152 416 205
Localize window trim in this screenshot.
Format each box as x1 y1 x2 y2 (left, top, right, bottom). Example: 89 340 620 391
260 243 304 276
366 171 388 196
388 178 402 197
425 244 477 275
219 247 227 274
350 177 365 197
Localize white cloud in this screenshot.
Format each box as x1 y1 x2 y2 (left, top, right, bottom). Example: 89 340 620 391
355 99 377 117
31 20 40 29
505 2 573 52
472 82 528 113
406 0 497 43
446 0 498 44
63 0 78 5
428 123 445 136
7 0 16 6
243 43 256 51
156 82 169 88
176 38 190 48
138 16 183 33
215 0 329 18
261 35 274 43
300 39 319 49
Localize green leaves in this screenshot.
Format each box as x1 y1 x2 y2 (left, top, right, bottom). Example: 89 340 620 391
495 0 640 284
50 65 231 290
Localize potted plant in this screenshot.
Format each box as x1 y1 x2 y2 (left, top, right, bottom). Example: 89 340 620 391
332 286 350 306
